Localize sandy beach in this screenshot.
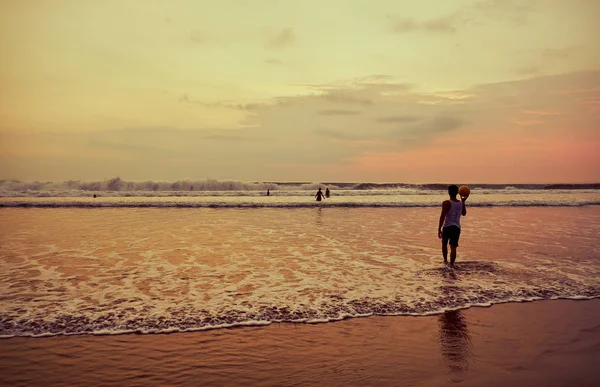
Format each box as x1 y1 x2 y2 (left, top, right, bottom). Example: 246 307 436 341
1 299 599 386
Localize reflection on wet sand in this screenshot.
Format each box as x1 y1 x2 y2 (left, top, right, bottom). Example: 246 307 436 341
438 310 471 377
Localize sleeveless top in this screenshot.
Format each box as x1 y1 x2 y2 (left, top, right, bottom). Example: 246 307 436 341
443 200 463 228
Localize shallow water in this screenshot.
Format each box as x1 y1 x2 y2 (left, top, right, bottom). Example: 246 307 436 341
1 206 599 337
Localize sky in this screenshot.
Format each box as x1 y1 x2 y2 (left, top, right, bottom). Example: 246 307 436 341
1 0 599 183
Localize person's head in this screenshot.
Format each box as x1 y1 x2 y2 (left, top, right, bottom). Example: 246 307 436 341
318 188 322 191
448 185 459 197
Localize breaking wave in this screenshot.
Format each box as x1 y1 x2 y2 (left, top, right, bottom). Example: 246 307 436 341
1 177 599 196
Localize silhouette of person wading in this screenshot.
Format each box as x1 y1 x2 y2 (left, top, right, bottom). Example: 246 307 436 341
315 188 326 202
438 185 467 268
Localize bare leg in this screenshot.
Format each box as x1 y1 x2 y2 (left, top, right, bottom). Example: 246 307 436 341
442 241 448 264
450 245 457 266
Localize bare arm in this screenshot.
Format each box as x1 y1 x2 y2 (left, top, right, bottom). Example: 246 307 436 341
461 197 467 216
438 201 450 238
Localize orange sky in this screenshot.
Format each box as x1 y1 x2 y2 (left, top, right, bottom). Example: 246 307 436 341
1 0 599 183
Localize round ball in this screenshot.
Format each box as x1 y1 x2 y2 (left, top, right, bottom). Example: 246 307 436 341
458 185 470 197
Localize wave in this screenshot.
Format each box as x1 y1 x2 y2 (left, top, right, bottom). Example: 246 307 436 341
1 292 598 339
2 200 600 208
1 178 599 194
0 177 280 192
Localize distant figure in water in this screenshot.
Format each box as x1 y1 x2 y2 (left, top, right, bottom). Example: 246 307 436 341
266 189 270 196
315 188 325 201
93 194 97 198
438 185 467 268
325 188 330 198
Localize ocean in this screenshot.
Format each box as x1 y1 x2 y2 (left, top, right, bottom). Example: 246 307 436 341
1 180 599 339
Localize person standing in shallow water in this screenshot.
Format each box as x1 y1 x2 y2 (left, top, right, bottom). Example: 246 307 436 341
438 185 467 268
315 188 325 201
325 188 330 198
266 189 270 196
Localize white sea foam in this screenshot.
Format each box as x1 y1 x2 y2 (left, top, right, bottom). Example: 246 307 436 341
0 206 599 338
0 190 599 208
1 178 598 196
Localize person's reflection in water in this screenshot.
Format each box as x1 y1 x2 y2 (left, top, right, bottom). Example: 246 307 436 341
438 310 471 378
316 207 323 226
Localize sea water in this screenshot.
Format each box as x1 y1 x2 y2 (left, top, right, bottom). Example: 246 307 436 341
1 182 599 337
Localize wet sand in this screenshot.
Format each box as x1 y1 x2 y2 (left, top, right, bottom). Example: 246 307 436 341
1 299 599 387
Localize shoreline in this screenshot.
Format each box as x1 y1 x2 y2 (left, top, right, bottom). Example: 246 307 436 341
2 295 600 340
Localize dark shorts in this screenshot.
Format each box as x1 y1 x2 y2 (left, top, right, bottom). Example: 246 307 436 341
442 226 461 247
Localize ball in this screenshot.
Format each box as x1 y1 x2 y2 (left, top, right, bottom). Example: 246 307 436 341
458 185 470 198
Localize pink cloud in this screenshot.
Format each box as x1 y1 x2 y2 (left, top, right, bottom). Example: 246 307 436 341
340 127 599 183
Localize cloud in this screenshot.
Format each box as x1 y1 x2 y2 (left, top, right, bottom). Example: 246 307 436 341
522 110 559 116
537 48 574 59
265 58 284 66
430 116 465 132
318 109 361 116
315 128 367 141
512 120 543 126
553 86 600 95
203 134 263 142
516 66 542 76
321 91 374 105
391 0 534 35
515 47 581 77
302 76 412 105
471 0 534 25
179 94 263 111
473 0 533 13
231 76 480 157
393 17 457 34
190 29 205 44
267 27 295 49
386 116 468 147
377 115 422 124
306 75 411 91
3 70 599 181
